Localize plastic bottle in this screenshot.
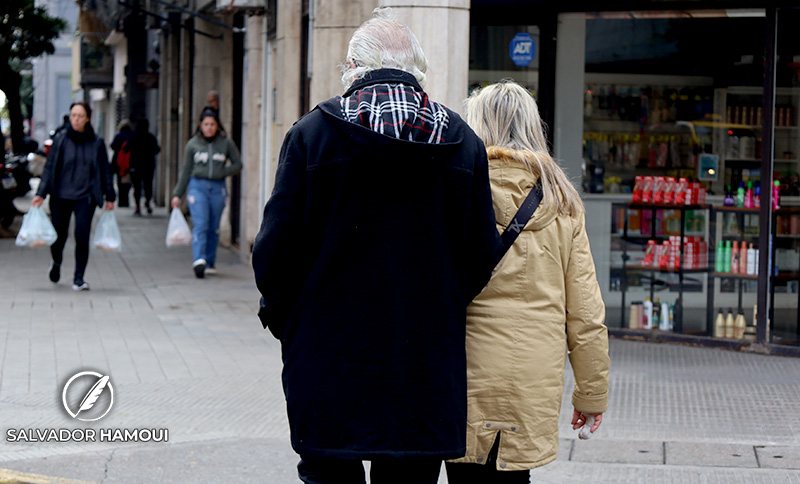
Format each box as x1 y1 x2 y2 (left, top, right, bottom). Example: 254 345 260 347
668 303 674 331
747 243 756 274
745 181 754 208
734 312 746 339
659 300 670 331
714 309 725 338
643 297 653 330
773 180 781 210
739 241 748 274
725 309 735 338
731 241 739 273
754 185 761 208
723 241 732 273
736 182 746 207
652 298 661 327
715 240 724 272
724 186 735 207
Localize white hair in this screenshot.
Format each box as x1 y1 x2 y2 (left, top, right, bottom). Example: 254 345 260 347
341 7 428 90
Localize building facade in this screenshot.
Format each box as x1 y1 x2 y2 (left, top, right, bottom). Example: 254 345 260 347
48 0 800 351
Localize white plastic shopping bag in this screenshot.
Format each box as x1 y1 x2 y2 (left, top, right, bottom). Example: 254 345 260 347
166 208 192 247
93 210 122 251
15 206 58 248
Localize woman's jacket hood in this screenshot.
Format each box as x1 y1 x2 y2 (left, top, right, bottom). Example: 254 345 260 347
486 146 559 232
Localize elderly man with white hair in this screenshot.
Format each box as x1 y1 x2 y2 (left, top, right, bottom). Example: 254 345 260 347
252 8 500 484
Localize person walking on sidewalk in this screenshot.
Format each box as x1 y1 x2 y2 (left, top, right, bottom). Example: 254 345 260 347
444 81 610 484
252 8 500 484
31 101 116 292
171 107 241 278
110 119 133 208
127 118 160 216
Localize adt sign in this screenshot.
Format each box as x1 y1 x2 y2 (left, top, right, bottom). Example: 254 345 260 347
509 33 535 67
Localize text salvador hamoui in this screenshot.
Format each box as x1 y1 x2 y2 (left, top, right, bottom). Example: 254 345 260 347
6 428 169 443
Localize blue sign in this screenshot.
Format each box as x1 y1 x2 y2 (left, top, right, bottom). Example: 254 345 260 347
509 33 535 67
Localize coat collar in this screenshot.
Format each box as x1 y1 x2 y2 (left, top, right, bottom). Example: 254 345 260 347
343 69 423 97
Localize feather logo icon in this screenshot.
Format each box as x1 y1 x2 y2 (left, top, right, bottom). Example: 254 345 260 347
62 371 115 422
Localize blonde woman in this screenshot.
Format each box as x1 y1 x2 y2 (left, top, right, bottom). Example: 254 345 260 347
445 81 610 483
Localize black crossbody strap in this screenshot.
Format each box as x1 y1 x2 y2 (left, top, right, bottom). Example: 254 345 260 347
499 180 543 260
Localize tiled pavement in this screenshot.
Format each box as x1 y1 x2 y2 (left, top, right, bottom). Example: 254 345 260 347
0 203 799 483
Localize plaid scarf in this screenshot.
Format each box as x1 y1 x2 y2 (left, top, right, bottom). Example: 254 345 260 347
340 83 449 144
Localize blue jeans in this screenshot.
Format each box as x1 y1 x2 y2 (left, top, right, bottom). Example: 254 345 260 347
187 177 227 267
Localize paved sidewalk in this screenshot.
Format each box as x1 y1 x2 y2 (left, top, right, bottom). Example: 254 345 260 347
0 203 799 483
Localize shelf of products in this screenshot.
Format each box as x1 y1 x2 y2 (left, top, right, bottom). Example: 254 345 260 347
706 205 800 344
611 201 710 333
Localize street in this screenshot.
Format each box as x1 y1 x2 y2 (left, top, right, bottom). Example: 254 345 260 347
1 204 800 483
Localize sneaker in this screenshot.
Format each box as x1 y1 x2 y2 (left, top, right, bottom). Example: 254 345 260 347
133 209 142 217
49 262 61 283
205 266 217 276
193 259 206 279
146 202 153 214
72 280 90 291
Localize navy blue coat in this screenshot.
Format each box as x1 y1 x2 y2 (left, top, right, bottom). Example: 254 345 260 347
252 71 500 460
38 127 115 207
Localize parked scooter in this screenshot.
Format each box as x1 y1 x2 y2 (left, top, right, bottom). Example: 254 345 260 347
1 146 37 229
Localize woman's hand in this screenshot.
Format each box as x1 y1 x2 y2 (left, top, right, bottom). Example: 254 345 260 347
104 201 115 211
572 409 602 433
31 196 44 208
171 197 180 209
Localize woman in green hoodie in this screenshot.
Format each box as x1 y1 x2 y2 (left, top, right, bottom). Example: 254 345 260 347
171 107 242 278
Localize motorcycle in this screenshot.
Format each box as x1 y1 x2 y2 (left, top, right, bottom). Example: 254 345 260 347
1 148 38 229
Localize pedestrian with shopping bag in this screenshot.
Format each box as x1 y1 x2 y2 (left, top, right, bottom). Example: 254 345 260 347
444 81 610 483
31 102 116 291
171 106 242 278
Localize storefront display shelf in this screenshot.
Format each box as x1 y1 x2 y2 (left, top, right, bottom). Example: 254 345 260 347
622 265 709 274
708 205 800 345
612 202 710 333
775 272 800 281
627 203 711 210
612 232 705 240
713 272 758 280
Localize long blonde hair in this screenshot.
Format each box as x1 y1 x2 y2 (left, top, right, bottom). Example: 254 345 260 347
466 80 583 217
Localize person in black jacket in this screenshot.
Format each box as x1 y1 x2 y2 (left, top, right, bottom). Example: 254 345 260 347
32 102 116 291
126 118 160 215
252 8 500 484
110 120 134 208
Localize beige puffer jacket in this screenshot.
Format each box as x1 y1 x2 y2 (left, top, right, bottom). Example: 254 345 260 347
450 147 610 471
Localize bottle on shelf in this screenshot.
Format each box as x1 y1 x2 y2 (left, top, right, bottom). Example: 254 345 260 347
644 297 653 330
736 182 746 208
734 311 746 340
629 302 642 329
652 298 661 328
731 241 740 273
739 241 748 275
745 181 754 208
754 185 761 208
724 186 735 207
714 309 725 338
659 300 670 331
715 240 724 272
747 243 756 274
723 241 732 273
773 180 781 210
725 309 735 338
